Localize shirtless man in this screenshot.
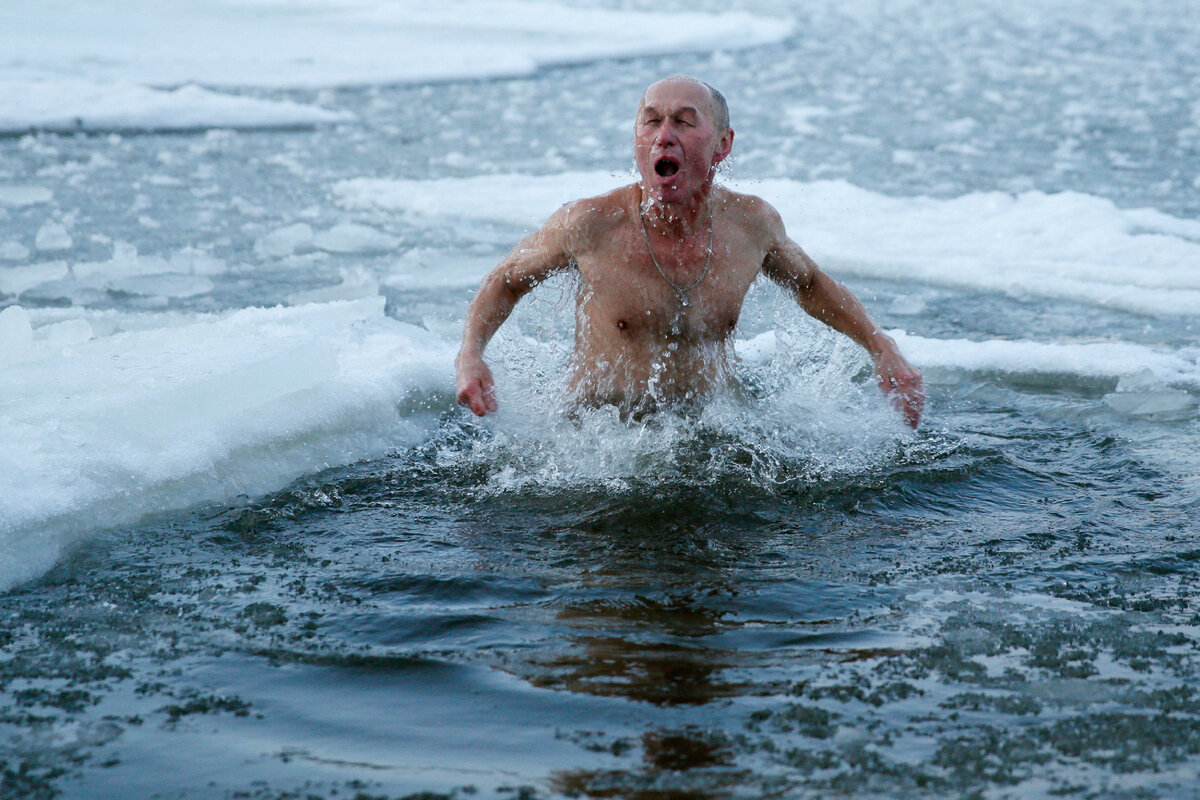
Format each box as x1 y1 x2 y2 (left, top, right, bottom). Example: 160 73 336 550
455 76 925 427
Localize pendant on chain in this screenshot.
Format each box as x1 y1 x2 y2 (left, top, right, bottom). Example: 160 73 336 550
640 207 713 312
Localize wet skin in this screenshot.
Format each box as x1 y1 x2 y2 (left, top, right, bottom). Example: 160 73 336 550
456 77 924 426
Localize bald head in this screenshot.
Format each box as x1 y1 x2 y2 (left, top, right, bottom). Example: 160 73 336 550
639 76 731 135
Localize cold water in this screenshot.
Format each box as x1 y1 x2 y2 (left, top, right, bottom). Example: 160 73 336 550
2 1 1200 798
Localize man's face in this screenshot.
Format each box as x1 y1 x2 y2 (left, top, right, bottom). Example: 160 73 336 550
633 79 732 206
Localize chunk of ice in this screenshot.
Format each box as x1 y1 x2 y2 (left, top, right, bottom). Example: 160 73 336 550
0 241 31 261
35 221 73 252
0 262 70 296
0 297 456 590
313 223 399 255
255 223 314 259
0 185 52 207
108 274 214 299
38 318 94 348
287 267 379 305
1103 390 1197 421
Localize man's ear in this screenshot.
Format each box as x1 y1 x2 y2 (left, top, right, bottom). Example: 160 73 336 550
713 129 734 166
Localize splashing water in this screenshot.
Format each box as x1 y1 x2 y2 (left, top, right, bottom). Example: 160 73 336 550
426 277 920 498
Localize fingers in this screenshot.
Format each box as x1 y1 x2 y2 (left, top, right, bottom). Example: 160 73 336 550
877 370 925 429
456 379 497 417
896 385 924 429
455 355 498 417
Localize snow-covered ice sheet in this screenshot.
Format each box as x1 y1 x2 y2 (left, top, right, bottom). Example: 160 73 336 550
0 0 793 132
336 171 1200 317
0 297 455 590
0 79 353 134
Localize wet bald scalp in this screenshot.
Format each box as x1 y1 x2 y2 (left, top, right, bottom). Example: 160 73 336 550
639 76 731 134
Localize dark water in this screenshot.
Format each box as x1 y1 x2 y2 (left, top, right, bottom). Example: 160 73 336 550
5 389 1199 798
4 0 1200 798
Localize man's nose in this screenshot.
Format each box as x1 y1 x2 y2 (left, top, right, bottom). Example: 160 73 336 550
654 122 678 146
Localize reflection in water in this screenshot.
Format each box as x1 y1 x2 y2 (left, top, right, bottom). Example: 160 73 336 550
526 594 751 798
529 635 738 706
528 595 743 706
440 433 937 798
550 725 745 800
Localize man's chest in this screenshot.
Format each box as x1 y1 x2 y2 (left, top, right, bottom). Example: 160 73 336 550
574 226 763 339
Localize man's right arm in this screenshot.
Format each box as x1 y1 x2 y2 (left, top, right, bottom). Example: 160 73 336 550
455 204 577 416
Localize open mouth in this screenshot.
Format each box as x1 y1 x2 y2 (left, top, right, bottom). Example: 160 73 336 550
654 157 680 178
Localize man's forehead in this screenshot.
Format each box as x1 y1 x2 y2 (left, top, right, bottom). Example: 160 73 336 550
639 79 713 115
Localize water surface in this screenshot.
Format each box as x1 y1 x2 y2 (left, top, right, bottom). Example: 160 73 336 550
3 1 1200 798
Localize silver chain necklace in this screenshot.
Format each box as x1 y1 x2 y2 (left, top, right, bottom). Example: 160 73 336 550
639 209 713 308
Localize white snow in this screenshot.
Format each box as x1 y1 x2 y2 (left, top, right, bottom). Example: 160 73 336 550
0 79 353 134
0 0 793 133
0 297 456 590
336 172 1200 317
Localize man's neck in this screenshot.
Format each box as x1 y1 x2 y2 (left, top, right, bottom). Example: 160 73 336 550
639 183 715 237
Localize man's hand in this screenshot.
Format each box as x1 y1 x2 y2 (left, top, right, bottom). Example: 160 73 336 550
456 355 498 416
873 347 925 429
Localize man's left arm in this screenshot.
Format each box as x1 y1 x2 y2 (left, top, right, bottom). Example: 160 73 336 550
762 217 925 428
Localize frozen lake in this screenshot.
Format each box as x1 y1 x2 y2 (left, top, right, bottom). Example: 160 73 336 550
2 1 1200 797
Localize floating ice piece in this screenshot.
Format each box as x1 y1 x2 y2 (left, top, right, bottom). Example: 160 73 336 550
888 294 928 316
255 223 315 259
0 185 52 207
107 273 214 299
17 277 106 307
0 79 354 134
74 242 166 280
34 221 73 252
1103 389 1197 421
287 267 379 305
384 248 499 290
313 223 399 255
0 241 30 261
73 242 222 284
0 262 70 296
1114 368 1161 393
168 247 227 277
1103 368 1198 420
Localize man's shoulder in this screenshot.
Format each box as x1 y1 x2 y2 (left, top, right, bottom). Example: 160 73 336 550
562 183 638 218
714 185 785 234
548 184 637 237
